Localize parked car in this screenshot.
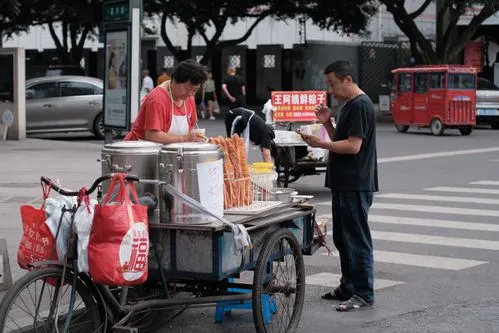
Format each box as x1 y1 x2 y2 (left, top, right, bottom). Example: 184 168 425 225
46 65 86 77
25 76 108 138
476 77 499 129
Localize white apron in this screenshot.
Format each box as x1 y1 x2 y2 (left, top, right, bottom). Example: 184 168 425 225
241 109 255 155
168 81 190 136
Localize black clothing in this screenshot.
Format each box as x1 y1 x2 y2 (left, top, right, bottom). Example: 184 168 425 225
224 75 246 108
325 94 378 192
224 108 275 149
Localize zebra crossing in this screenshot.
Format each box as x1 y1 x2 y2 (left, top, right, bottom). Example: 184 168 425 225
305 180 499 291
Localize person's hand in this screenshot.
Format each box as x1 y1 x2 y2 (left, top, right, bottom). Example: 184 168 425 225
229 96 236 102
300 133 323 148
184 132 205 142
314 104 331 124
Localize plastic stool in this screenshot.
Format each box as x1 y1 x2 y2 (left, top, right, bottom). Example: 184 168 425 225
215 279 277 324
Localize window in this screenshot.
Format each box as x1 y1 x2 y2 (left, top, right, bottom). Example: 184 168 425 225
263 54 276 68
60 81 99 97
397 73 412 93
414 73 429 93
228 55 241 68
477 77 499 90
430 72 445 89
163 56 175 69
26 82 58 99
448 74 475 89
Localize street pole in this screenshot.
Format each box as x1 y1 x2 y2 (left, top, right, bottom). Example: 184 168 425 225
102 0 142 145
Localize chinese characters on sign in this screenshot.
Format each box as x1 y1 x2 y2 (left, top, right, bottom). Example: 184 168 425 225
272 91 327 122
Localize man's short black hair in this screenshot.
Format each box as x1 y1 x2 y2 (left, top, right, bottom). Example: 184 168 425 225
172 59 207 85
324 60 357 83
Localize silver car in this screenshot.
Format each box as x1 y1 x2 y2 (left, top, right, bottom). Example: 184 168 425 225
26 76 107 138
476 77 499 129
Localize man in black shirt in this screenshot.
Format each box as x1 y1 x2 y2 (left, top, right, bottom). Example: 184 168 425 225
222 67 246 109
300 60 378 311
224 107 275 162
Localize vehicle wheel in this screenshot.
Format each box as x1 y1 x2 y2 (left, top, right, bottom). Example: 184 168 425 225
459 126 473 136
93 113 120 140
430 118 445 136
395 124 409 133
252 229 306 333
0 267 104 333
489 122 499 130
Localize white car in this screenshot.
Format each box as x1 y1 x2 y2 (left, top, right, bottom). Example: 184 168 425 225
476 77 499 129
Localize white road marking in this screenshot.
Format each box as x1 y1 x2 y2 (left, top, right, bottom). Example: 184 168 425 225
371 230 499 251
320 249 486 270
470 181 499 186
306 272 404 290
369 215 499 232
378 147 499 163
376 193 499 205
425 186 499 195
372 250 485 270
371 203 499 217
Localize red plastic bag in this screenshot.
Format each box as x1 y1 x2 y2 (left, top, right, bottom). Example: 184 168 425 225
17 182 57 269
88 173 149 286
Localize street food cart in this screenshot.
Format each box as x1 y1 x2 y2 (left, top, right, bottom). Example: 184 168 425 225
270 90 330 187
391 65 477 136
0 140 327 333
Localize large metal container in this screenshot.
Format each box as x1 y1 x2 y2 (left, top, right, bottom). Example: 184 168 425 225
100 141 163 221
159 142 223 224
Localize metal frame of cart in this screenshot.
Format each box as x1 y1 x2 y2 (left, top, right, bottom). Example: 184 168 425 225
0 174 324 333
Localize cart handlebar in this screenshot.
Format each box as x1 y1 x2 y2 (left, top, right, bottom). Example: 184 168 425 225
40 174 140 197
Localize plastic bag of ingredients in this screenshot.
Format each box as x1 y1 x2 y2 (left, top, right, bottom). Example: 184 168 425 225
44 196 76 262
73 198 97 273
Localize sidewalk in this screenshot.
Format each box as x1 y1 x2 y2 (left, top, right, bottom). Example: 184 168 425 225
0 138 102 281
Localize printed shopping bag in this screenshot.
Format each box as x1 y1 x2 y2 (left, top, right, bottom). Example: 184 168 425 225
17 182 57 269
88 173 149 286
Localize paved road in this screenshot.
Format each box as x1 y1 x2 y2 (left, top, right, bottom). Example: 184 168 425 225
2 120 499 332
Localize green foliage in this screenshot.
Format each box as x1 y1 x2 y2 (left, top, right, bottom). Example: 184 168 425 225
381 0 499 64
146 0 377 64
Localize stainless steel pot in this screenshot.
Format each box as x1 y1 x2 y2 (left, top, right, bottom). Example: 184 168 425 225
266 187 296 203
100 141 162 221
159 142 223 224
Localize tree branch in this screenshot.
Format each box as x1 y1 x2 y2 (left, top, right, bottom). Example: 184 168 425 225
160 12 182 61
447 4 497 61
48 21 63 51
408 0 432 19
216 14 266 48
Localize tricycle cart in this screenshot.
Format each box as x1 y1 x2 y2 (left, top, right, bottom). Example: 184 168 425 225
272 141 327 188
0 174 325 333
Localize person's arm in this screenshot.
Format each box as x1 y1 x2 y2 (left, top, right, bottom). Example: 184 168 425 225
320 137 363 155
144 130 190 144
261 148 272 162
222 83 235 102
242 84 246 96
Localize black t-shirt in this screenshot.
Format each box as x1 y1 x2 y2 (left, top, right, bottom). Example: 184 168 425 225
224 75 245 98
325 94 378 192
225 108 275 149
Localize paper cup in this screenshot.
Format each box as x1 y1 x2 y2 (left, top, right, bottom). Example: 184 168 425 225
191 128 206 136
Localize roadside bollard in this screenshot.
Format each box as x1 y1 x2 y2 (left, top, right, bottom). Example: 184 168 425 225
0 238 13 292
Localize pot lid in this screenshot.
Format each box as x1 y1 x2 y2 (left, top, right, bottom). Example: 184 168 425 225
161 142 219 151
102 140 162 153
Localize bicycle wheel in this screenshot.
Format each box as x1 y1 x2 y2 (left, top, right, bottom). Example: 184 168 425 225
252 229 306 333
0 267 104 333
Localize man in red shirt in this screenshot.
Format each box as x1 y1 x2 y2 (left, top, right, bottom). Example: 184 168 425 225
125 59 207 143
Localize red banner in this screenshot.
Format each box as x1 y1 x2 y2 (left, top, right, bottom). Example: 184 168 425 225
272 91 327 122
464 41 483 72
